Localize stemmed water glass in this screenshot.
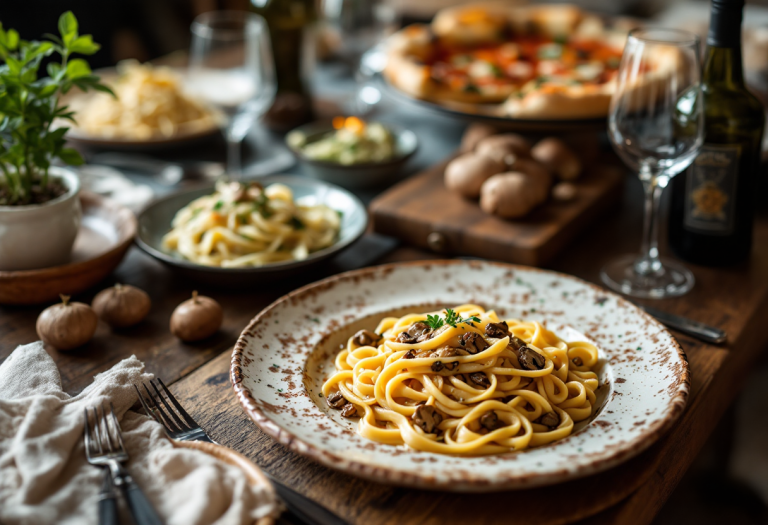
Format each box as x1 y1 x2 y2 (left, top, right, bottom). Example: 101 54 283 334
188 12 276 179
322 0 398 114
601 28 704 299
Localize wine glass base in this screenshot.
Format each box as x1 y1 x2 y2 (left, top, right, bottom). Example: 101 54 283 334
600 254 695 299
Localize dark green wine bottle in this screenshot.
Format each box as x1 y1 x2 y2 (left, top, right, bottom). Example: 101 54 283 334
669 0 765 266
250 0 316 130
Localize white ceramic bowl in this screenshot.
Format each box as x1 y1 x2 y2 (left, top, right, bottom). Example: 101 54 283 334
0 167 82 271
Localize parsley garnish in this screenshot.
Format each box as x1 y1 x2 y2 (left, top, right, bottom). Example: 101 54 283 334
213 200 224 211
422 314 444 330
463 83 480 93
420 309 481 330
252 193 272 218
289 216 305 230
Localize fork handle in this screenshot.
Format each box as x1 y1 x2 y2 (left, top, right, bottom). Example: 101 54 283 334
111 465 164 525
122 482 164 525
98 469 119 525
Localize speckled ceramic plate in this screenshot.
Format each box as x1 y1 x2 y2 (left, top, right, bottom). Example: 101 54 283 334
231 260 689 491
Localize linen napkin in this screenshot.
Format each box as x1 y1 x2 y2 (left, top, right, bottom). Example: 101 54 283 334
0 342 279 525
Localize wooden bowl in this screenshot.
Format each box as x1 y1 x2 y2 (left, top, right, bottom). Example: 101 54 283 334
0 192 136 305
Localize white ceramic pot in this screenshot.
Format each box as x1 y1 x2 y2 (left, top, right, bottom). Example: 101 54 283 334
0 167 82 271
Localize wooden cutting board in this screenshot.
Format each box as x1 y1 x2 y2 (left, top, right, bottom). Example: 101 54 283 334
370 156 624 266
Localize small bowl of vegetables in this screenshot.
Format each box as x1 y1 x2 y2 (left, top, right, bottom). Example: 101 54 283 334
286 117 418 189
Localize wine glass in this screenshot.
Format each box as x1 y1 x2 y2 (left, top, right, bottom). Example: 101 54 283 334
601 28 704 299
322 0 398 114
188 11 276 179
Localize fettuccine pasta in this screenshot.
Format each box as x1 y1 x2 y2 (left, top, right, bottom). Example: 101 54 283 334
162 181 341 268
322 304 600 455
74 61 219 140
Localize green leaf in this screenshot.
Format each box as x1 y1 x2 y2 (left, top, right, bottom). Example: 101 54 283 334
68 35 99 55
65 58 91 79
419 314 444 331
57 147 83 166
6 29 19 50
5 57 21 75
58 12 78 42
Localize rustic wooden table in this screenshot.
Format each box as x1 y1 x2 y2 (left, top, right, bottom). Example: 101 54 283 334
1 158 767 524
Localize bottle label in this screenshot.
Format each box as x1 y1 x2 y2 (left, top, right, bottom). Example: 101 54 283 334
683 144 741 235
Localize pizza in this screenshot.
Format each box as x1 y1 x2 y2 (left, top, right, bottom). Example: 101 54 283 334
384 3 631 119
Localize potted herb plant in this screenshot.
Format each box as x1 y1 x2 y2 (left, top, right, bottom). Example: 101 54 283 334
0 12 111 270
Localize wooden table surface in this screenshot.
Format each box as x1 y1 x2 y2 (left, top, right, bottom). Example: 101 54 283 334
1 164 767 525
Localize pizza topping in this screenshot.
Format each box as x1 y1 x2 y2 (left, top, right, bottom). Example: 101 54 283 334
537 43 563 60
575 61 604 82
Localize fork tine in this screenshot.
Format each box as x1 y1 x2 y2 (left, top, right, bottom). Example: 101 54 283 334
83 408 93 460
150 380 188 431
142 383 180 432
155 378 198 428
134 384 158 422
99 402 115 453
90 407 104 454
109 402 127 453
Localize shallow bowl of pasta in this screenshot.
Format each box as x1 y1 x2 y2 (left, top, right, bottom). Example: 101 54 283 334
135 176 367 285
231 260 689 491
60 62 224 150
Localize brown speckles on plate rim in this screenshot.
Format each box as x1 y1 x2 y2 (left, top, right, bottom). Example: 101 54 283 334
231 260 690 492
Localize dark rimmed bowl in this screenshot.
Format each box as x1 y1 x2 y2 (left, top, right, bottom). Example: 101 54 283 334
135 175 368 286
286 121 418 189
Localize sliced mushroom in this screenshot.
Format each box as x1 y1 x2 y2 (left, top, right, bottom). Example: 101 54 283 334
460 332 489 354
341 403 358 418
327 391 346 409
408 322 432 340
469 372 491 388
396 331 416 344
353 329 381 347
431 361 445 373
432 346 460 371
516 346 546 370
480 411 500 430
536 411 560 429
403 350 416 359
507 335 527 351
484 321 509 339
412 405 443 434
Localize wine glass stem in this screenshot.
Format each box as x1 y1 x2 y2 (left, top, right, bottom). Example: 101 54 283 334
636 173 666 277
227 137 242 181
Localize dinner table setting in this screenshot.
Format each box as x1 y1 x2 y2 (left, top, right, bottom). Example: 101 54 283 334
1 1 767 524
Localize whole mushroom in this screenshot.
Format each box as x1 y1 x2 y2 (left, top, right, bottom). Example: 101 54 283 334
475 133 532 165
531 137 582 181
36 294 98 350
444 152 505 199
480 172 546 219
92 284 151 328
460 123 498 152
506 157 553 202
170 291 223 342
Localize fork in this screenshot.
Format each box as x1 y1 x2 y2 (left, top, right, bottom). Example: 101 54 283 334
84 402 164 525
134 378 348 525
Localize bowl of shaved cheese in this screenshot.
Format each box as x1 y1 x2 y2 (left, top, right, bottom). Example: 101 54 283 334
61 61 224 149
135 175 367 285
